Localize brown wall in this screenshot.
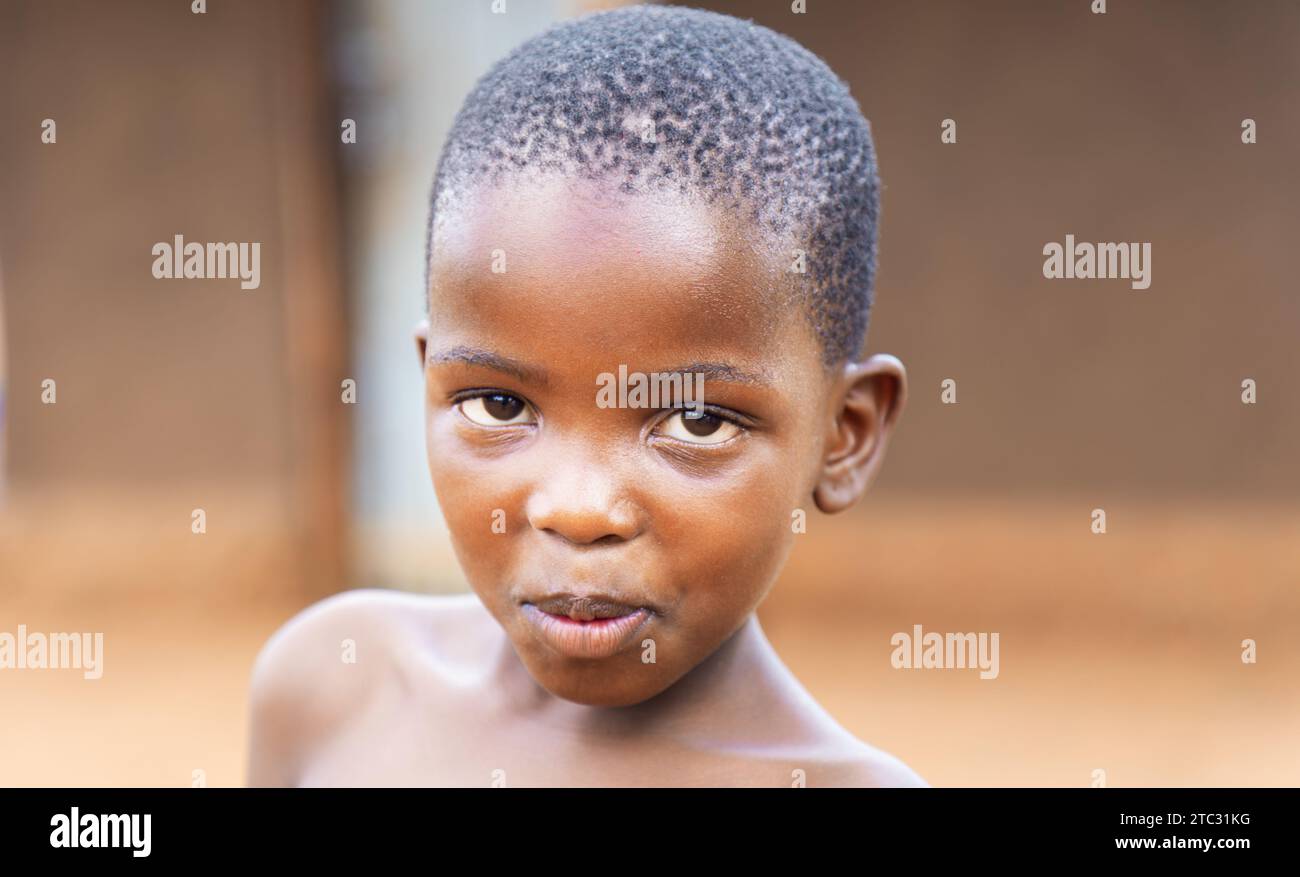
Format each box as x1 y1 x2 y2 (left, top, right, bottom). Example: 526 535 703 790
685 0 1300 499
0 0 349 601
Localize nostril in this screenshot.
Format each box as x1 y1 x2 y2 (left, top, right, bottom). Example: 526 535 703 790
541 528 629 547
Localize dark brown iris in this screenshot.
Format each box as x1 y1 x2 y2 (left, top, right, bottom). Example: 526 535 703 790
681 411 722 436
484 394 524 420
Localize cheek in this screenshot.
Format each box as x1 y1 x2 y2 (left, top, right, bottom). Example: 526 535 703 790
425 415 526 581
650 465 798 666
654 441 806 606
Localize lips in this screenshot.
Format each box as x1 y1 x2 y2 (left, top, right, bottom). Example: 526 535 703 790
521 592 655 659
532 594 641 621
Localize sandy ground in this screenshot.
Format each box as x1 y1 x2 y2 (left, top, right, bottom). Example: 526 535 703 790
2 600 1294 787
2 493 1296 786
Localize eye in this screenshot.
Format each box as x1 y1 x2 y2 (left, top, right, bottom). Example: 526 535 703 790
458 393 535 426
654 409 742 445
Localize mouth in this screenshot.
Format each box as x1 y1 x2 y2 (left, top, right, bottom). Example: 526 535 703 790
530 593 647 620
520 592 656 660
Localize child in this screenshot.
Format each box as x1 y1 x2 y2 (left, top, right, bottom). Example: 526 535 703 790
248 4 925 787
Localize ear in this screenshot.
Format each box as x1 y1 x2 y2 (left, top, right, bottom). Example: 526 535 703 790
813 353 907 514
414 319 430 371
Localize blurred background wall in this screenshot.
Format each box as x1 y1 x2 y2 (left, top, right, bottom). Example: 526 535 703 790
0 0 1296 786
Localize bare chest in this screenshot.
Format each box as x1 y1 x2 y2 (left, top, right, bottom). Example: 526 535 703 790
296 686 808 788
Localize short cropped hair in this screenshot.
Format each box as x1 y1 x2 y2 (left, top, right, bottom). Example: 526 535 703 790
427 4 881 365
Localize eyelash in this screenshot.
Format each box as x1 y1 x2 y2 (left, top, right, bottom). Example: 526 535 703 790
448 389 753 440
450 388 538 423
651 405 751 433
450 388 524 406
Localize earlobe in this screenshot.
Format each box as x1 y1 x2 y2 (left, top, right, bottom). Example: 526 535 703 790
414 320 430 370
812 354 907 514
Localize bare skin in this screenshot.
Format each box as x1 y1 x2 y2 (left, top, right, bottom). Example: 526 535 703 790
247 175 926 787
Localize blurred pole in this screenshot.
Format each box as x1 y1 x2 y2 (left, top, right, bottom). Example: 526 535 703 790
272 0 352 600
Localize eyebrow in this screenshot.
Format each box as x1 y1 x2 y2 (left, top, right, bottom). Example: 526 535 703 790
661 361 773 388
428 345 549 385
427 348 772 389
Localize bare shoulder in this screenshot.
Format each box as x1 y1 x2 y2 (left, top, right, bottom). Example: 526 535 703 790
246 588 485 786
821 742 930 788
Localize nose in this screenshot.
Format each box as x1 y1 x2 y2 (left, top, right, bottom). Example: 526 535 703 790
524 453 644 546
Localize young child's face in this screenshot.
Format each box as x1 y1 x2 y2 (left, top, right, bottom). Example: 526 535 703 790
419 176 884 707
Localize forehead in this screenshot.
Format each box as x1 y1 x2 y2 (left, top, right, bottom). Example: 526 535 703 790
428 174 815 371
